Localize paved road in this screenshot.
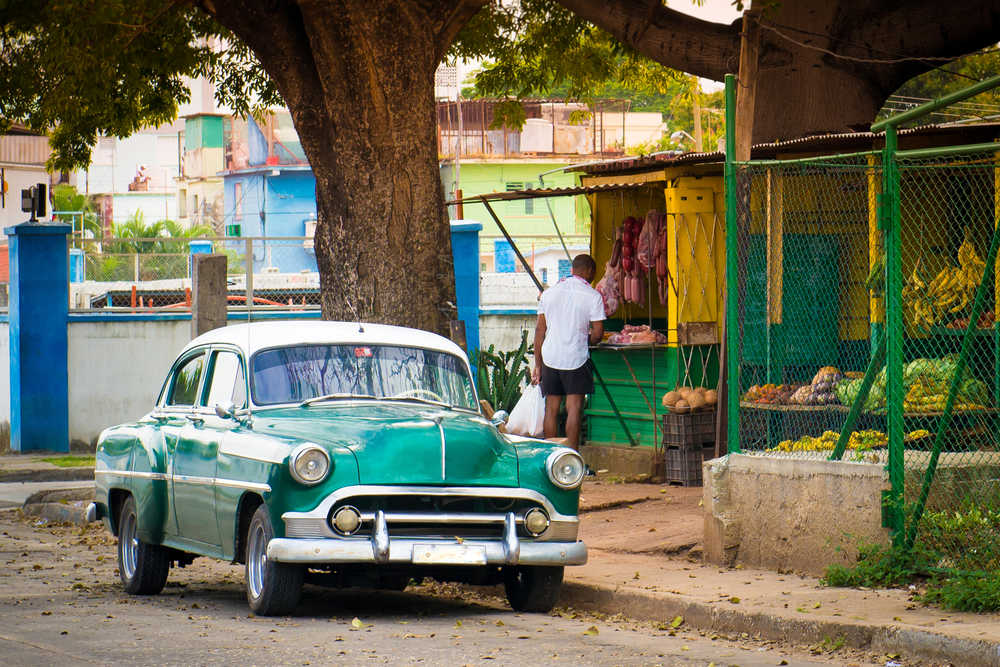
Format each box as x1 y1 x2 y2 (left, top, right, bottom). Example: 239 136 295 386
0 514 882 667
0 480 93 509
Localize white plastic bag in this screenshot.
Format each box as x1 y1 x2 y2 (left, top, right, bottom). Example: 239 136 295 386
506 384 545 437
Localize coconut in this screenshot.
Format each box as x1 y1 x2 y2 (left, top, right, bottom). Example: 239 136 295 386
687 393 706 410
677 386 694 399
694 386 707 396
662 390 681 407
704 389 717 405
673 398 690 412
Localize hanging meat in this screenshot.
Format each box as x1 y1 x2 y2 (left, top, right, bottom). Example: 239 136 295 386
656 218 669 305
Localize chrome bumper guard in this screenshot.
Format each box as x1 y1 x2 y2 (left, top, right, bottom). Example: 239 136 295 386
267 510 587 567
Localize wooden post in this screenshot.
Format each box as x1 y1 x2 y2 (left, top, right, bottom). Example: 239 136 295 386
455 188 464 220
735 9 761 161
191 254 228 337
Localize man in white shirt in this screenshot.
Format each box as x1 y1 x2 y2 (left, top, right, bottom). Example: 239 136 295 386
531 254 606 450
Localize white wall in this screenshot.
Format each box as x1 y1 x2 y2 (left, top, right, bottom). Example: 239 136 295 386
67 319 192 446
0 323 9 447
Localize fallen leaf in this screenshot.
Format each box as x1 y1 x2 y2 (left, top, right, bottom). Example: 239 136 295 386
670 616 683 629
633 572 640 580
583 626 599 636
455 620 463 628
729 597 740 604
350 617 364 630
495 620 504 626
812 602 822 609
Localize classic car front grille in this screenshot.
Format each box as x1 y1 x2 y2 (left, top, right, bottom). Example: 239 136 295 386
281 488 579 542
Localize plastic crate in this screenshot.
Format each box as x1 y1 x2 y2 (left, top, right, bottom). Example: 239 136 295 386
665 447 705 486
662 409 716 450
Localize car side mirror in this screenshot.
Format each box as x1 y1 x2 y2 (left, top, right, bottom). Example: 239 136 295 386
214 400 236 420
490 410 509 427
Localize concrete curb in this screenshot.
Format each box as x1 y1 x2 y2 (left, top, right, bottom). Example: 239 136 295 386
21 500 93 525
558 580 1000 667
0 467 94 483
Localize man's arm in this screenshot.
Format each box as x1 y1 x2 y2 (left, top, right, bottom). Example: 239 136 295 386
588 320 605 345
531 314 547 384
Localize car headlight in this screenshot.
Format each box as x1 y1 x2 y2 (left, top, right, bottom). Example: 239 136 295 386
289 443 330 485
545 448 585 490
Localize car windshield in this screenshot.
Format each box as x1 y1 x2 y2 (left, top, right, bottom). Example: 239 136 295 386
251 344 477 409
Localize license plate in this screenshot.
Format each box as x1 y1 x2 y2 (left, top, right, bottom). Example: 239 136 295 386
411 543 487 565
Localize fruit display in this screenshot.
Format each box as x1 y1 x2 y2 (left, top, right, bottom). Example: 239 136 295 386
903 237 986 330
945 309 996 330
834 355 989 413
742 383 801 405
662 386 717 412
789 366 844 405
770 429 888 453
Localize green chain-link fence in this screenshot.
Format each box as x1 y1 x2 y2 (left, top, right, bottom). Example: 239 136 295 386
723 73 1000 576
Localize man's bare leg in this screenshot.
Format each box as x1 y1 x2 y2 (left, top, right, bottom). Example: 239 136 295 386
544 394 562 439
564 394 585 450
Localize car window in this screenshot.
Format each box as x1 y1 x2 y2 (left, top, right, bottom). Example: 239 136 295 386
167 353 206 407
251 344 476 409
205 351 247 409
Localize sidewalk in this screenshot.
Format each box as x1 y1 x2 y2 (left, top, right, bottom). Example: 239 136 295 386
0 452 94 483
570 478 1000 667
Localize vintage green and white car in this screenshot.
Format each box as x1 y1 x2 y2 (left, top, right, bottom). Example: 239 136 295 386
91 321 586 616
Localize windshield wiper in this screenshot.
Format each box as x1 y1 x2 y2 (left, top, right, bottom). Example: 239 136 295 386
299 393 377 407
376 395 453 409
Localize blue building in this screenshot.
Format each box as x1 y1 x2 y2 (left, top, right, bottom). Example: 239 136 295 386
221 113 318 274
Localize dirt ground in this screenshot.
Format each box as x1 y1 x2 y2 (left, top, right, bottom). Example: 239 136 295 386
579 480 704 556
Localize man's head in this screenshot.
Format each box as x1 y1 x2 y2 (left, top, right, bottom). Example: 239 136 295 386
571 253 597 283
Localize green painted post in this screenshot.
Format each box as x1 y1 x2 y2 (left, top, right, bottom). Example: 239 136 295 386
883 126 905 545
724 74 740 454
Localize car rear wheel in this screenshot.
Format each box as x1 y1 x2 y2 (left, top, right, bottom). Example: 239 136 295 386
117 496 170 595
503 565 564 612
245 504 303 616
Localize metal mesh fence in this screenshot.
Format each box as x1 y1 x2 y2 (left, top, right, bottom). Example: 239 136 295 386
733 154 884 462
731 146 1000 574
72 237 320 314
896 147 1000 573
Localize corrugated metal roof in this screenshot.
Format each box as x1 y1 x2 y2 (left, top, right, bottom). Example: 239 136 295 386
445 182 647 205
574 123 1000 175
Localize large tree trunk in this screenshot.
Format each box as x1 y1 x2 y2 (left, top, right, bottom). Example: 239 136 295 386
203 0 484 334
557 0 1000 143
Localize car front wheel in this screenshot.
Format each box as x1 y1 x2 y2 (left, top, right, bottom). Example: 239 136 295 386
117 495 170 595
503 565 564 612
245 504 303 616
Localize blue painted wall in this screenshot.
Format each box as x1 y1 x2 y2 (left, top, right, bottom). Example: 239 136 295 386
222 168 318 274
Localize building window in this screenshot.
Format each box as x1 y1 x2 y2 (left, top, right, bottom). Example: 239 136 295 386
178 189 187 218
541 268 548 284
505 182 533 215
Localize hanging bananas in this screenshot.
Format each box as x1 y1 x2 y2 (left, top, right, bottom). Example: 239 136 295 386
903 233 984 331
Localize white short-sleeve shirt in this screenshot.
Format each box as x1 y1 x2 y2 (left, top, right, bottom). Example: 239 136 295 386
538 275 606 370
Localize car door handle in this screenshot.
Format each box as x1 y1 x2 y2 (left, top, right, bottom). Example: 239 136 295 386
186 414 205 425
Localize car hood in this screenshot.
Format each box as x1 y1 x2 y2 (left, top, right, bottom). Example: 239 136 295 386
253 403 519 486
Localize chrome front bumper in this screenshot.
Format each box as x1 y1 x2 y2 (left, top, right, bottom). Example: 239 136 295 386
267 510 587 567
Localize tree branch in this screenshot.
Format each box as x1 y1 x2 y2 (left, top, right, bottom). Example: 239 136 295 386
553 0 741 81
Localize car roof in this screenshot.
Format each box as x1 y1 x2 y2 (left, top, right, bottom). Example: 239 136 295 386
182 321 469 360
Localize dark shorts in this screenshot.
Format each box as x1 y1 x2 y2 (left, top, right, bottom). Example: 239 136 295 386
540 362 594 396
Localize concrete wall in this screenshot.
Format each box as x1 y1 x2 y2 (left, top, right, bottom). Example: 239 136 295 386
703 454 890 576
67 318 192 447
0 322 8 448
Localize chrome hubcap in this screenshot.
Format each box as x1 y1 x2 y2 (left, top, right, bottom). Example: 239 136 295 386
120 510 137 580
247 523 266 599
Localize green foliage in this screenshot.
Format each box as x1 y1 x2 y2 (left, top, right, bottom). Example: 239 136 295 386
474 331 533 413
879 49 1000 124
821 542 934 589
823 500 1000 612
52 184 102 239
40 455 95 468
0 0 279 171
920 573 1000 613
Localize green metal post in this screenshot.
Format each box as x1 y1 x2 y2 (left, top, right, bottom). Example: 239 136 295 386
724 74 740 453
829 330 886 460
883 126 905 545
904 217 1000 549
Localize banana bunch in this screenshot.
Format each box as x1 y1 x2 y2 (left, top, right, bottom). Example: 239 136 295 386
903 237 985 330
